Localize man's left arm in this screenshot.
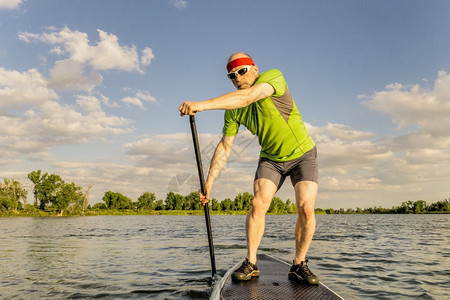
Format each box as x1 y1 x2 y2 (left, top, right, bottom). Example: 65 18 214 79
179 83 274 116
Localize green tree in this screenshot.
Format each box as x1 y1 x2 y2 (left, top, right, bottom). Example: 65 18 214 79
268 197 286 213
428 198 450 212
28 171 64 210
390 205 403 214
234 192 253 211
136 192 156 210
325 208 335 214
92 202 107 210
221 198 233 211
52 183 71 215
211 198 221 211
185 192 201 210
165 192 185 210
315 208 325 214
414 200 427 213
102 191 133 210
28 170 43 207
399 202 410 213
155 199 165 210
285 199 296 214
403 200 415 213
0 197 13 212
27 170 90 214
53 182 83 215
0 179 28 210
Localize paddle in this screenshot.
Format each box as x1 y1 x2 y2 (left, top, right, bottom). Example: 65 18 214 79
189 115 217 277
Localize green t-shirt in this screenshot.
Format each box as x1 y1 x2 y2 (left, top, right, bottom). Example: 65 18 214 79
222 69 315 162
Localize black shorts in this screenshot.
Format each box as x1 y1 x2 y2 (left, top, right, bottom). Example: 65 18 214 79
254 147 318 190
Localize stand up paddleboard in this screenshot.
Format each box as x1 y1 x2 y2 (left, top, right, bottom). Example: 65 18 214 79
211 254 344 300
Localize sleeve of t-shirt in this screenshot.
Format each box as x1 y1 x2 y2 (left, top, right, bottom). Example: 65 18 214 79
222 110 240 136
255 69 286 97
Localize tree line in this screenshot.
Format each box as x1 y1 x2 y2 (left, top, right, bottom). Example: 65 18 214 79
316 199 450 214
0 170 449 216
91 191 295 214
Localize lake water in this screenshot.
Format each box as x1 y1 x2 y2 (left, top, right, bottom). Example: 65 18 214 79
0 214 448 299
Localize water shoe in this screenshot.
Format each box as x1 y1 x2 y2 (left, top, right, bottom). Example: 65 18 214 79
232 258 260 281
288 260 319 285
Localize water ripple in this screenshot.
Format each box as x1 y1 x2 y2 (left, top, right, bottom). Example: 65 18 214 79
0 214 448 299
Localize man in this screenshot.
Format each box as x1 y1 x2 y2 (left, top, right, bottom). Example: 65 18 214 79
178 52 319 285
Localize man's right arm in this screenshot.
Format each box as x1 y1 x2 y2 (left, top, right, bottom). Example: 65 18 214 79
200 134 235 205
179 82 274 116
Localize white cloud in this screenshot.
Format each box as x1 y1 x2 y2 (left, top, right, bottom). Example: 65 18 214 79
363 70 450 131
25 99 130 142
172 0 187 9
0 67 57 109
76 95 102 113
364 70 450 162
47 59 103 91
125 133 194 167
140 48 155 66
136 90 157 103
49 161 160 203
98 93 118 108
319 70 450 206
304 122 394 196
122 97 144 110
0 68 132 166
121 89 158 110
19 27 154 73
0 0 22 10
0 26 157 166
308 122 376 141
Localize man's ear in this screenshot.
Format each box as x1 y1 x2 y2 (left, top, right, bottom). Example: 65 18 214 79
253 65 259 75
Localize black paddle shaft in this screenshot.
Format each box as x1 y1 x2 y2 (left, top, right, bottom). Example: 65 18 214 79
189 115 217 277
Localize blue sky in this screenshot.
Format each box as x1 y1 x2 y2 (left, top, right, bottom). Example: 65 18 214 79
1 0 449 209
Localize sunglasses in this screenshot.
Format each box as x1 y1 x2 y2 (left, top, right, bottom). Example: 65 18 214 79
227 65 252 80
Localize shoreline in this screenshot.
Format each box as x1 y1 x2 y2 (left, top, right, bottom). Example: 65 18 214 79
1 209 448 217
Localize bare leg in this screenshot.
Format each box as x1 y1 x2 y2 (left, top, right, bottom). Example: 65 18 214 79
293 181 318 264
246 178 277 264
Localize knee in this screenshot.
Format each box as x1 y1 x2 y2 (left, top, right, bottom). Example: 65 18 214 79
250 197 270 217
297 203 315 219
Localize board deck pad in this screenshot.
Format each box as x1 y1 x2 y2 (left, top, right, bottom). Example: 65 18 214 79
217 254 343 300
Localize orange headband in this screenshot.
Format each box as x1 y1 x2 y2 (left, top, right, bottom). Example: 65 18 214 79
226 57 255 72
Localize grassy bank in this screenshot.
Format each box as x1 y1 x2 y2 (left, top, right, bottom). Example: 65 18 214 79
0 209 249 217
2 209 448 217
